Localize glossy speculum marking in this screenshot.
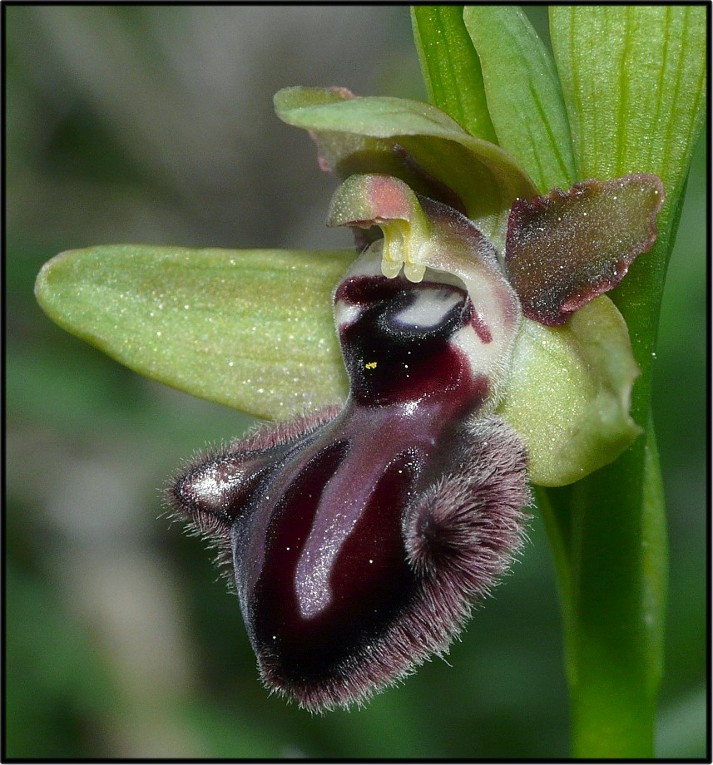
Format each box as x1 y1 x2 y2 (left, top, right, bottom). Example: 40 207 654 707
169 252 530 711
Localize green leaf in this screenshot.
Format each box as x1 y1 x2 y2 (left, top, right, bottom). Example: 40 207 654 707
464 6 577 192
410 6 497 141
35 245 351 420
544 7 705 756
550 6 706 198
275 86 538 251
498 297 641 487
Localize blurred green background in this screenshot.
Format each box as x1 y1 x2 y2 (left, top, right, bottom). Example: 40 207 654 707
5 6 707 759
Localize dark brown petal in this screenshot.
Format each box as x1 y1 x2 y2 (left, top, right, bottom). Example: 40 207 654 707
168 260 530 711
256 414 529 712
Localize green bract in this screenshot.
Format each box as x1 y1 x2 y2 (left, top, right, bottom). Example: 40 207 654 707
462 6 576 192
411 6 497 143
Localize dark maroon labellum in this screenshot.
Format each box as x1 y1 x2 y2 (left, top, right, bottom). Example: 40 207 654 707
169 258 529 711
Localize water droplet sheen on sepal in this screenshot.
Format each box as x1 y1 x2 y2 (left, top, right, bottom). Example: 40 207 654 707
168 247 530 711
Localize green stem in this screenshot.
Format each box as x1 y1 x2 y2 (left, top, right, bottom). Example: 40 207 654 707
540 401 667 758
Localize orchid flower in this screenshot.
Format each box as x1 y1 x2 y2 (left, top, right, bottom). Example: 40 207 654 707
165 154 661 711
34 6 705 756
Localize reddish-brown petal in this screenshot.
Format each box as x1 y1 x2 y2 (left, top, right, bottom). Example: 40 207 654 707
505 174 664 326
